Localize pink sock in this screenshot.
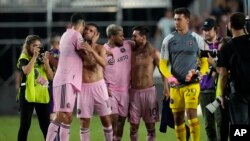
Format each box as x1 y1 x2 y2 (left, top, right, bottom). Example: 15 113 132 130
59 123 70 141
130 130 138 141
46 121 60 141
146 128 155 141
80 128 90 141
103 126 113 141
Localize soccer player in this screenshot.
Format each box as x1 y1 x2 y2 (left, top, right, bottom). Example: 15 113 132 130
103 24 132 141
129 25 169 141
77 23 113 141
160 7 208 141
46 13 85 141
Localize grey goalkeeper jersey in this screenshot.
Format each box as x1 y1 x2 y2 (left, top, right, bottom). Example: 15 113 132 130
160 31 205 83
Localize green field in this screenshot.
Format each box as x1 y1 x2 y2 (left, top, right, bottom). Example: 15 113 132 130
0 115 206 141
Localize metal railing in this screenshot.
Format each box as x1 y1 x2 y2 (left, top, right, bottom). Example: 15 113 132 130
0 0 169 9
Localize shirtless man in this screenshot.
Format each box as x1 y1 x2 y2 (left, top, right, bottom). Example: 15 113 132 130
76 23 113 141
129 26 168 141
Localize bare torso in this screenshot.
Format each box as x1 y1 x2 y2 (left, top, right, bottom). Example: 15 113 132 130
131 46 156 89
82 45 103 83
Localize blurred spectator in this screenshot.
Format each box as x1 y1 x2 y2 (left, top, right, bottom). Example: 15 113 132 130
48 34 60 73
154 8 174 50
210 0 244 37
227 0 244 13
217 13 229 37
210 0 228 18
190 15 203 35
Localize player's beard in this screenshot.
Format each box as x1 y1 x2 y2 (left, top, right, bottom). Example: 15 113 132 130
115 40 123 47
135 40 143 48
84 36 92 44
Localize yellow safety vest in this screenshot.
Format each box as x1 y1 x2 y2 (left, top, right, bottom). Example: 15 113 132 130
17 53 50 103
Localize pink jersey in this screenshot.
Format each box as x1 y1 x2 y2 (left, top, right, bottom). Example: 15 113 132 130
103 40 132 93
53 29 83 92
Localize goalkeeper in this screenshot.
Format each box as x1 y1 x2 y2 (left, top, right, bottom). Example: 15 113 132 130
159 7 208 141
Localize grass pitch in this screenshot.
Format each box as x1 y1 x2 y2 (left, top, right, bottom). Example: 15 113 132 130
0 115 206 141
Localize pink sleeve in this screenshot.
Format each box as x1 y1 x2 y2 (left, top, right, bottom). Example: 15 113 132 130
72 32 84 50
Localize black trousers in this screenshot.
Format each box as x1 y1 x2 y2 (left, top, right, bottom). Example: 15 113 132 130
17 86 50 141
220 100 230 141
229 93 249 124
200 91 222 141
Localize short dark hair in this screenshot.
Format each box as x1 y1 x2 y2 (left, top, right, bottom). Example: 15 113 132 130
174 7 190 19
70 13 84 26
132 26 150 37
86 23 99 32
230 12 245 30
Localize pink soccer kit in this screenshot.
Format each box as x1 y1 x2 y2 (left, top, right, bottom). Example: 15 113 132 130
129 86 159 124
46 28 83 141
77 79 112 118
110 91 129 117
103 40 132 116
53 29 83 113
53 84 79 113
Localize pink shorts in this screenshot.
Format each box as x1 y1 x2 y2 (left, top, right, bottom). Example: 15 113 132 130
110 91 129 117
77 79 112 118
129 86 159 124
53 84 78 113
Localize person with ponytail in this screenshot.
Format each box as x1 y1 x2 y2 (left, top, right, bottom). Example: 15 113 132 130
17 35 53 141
